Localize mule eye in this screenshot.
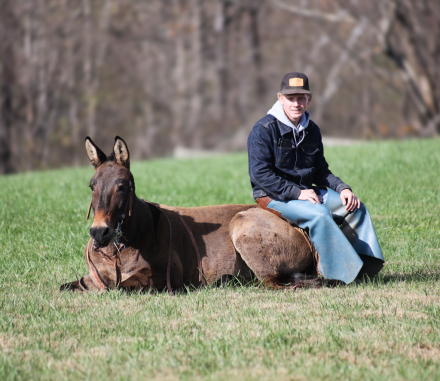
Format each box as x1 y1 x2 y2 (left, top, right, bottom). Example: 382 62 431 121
117 184 128 192
89 185 94 191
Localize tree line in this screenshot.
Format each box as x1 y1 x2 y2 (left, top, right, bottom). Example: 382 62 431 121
1 0 439 173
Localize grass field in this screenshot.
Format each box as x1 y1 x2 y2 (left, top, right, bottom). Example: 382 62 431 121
1 138 440 380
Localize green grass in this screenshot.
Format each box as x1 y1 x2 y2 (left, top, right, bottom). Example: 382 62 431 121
1 138 440 380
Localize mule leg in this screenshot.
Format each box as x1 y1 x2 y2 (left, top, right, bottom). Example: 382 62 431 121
59 280 81 291
59 275 101 292
229 208 314 283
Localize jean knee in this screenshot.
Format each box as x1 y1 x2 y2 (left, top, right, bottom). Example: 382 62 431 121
354 202 367 216
309 203 332 220
346 202 368 225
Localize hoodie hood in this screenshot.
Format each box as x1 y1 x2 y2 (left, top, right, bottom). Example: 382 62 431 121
267 100 310 146
267 100 310 132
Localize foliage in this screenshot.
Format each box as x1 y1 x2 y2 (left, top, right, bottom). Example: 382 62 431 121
0 138 440 380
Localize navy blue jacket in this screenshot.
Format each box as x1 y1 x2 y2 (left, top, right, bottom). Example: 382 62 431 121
247 114 351 201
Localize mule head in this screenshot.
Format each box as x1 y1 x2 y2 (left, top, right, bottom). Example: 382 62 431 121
85 136 135 247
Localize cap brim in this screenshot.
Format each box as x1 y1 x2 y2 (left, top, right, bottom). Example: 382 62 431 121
280 89 312 95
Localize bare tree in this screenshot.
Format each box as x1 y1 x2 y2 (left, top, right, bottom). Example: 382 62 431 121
0 0 437 174
269 0 440 136
0 0 19 174
381 0 440 136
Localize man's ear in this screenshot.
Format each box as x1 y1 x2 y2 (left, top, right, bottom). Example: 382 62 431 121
307 94 313 105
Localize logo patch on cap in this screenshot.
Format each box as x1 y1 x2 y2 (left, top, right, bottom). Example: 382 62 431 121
289 78 304 87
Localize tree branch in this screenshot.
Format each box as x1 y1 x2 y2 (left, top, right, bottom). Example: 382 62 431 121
268 0 356 23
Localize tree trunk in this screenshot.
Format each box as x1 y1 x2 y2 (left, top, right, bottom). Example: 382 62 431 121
0 0 19 173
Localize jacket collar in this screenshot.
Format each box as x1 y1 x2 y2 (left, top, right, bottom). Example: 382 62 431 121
277 119 294 136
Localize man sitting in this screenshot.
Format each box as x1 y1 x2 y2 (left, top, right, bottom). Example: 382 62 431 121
247 72 384 283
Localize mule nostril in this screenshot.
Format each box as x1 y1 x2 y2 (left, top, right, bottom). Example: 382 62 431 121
103 228 110 237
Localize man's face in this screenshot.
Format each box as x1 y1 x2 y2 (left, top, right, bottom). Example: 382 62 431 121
278 93 312 125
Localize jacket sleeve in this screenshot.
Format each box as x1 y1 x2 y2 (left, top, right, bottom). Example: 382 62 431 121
248 124 302 201
312 136 351 193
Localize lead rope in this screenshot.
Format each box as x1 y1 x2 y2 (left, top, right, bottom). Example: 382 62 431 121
143 201 174 294
163 211 174 294
176 211 205 285
143 201 206 293
86 243 108 290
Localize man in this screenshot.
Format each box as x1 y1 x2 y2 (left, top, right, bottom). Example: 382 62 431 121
247 72 384 283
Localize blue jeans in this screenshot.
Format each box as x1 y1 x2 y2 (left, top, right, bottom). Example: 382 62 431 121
267 188 384 283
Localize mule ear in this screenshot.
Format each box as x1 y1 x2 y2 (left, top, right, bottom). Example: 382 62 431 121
85 137 107 169
113 136 130 169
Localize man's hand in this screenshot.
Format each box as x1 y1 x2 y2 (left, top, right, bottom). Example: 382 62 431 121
340 189 360 212
298 189 321 204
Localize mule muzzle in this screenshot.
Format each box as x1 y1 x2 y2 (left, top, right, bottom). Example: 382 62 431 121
90 226 114 247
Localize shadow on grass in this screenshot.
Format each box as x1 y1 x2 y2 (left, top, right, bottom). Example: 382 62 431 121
351 262 440 287
102 273 339 297
375 269 440 284
69 266 440 298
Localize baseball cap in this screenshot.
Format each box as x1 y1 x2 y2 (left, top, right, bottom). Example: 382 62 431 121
280 72 312 95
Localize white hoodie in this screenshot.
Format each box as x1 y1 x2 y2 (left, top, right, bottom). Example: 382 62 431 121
267 100 310 146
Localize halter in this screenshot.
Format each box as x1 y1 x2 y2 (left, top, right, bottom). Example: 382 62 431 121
86 181 134 221
84 187 205 294
84 182 133 290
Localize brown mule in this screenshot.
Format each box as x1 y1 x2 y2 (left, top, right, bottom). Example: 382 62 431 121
60 136 318 292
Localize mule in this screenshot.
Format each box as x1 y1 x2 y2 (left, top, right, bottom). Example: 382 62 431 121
60 136 318 292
